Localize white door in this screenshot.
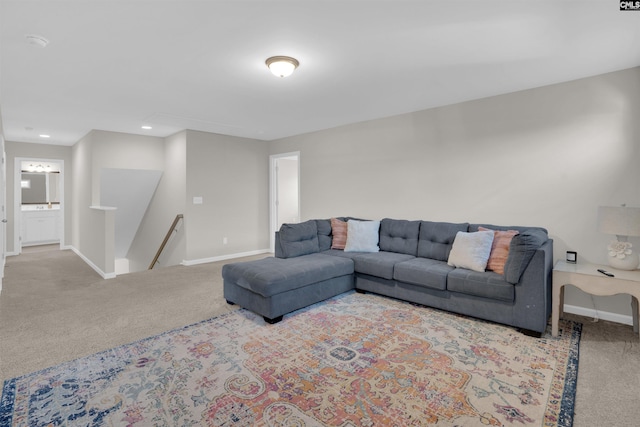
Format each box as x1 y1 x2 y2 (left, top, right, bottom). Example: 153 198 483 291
270 152 300 252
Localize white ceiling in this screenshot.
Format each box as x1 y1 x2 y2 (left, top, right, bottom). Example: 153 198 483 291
1 1 639 146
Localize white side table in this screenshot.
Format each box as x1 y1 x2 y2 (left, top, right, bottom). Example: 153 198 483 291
552 260 640 337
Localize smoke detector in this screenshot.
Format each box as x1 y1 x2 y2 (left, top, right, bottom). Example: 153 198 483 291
25 34 49 48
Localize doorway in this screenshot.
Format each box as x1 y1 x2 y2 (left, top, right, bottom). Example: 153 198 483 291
270 152 300 252
14 157 65 253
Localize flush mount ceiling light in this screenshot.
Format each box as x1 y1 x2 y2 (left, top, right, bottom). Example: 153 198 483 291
265 56 299 78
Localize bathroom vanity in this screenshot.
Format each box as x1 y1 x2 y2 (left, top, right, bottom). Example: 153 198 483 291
21 205 60 246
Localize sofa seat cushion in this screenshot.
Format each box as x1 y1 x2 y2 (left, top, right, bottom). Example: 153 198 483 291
222 254 354 298
352 251 415 279
324 250 414 279
393 258 454 291
447 268 514 302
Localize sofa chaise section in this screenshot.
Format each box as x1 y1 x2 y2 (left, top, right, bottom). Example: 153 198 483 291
223 253 354 323
223 219 355 323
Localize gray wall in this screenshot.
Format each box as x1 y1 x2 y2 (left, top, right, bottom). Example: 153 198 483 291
185 130 270 261
71 131 94 264
269 66 640 317
89 131 164 205
71 130 164 274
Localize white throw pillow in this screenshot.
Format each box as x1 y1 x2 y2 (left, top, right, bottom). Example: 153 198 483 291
344 220 380 252
447 230 495 272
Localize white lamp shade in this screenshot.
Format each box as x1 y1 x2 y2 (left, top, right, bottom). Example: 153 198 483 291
597 206 640 237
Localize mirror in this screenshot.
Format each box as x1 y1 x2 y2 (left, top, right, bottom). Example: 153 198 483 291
21 172 60 204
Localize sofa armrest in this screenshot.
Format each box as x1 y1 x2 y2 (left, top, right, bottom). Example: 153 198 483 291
504 228 549 284
511 239 554 333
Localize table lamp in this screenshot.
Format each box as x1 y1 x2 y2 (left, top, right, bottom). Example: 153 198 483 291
597 205 640 270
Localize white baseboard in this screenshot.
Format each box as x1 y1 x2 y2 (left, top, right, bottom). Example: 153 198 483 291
7 244 72 257
181 249 271 266
563 304 633 326
69 246 116 279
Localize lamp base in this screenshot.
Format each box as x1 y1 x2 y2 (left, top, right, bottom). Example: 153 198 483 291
608 252 639 270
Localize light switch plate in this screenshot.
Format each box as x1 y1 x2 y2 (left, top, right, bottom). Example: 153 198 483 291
193 196 203 205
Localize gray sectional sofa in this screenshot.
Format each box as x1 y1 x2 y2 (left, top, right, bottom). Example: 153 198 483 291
222 218 553 336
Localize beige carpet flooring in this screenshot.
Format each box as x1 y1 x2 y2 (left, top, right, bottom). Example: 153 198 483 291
1 246 638 426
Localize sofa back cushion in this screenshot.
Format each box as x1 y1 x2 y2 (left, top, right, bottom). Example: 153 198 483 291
418 221 469 261
316 219 333 251
278 220 320 258
379 218 421 255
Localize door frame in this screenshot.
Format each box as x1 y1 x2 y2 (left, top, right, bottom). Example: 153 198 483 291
0 137 5 291
269 151 300 253
14 157 65 254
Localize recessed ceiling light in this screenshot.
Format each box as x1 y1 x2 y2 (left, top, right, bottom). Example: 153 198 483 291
26 34 49 48
39 134 50 138
141 125 152 130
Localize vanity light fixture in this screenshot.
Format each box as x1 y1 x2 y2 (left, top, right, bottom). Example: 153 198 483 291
265 56 299 78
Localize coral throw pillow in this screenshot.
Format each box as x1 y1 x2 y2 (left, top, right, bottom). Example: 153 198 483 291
331 218 348 250
479 226 520 275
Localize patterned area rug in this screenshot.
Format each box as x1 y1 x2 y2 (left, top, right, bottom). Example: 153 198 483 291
1 292 580 426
